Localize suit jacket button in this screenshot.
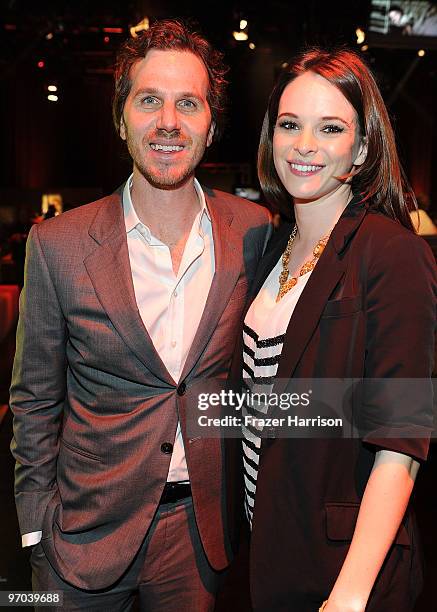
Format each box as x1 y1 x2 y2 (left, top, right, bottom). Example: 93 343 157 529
160 442 173 454
177 382 187 396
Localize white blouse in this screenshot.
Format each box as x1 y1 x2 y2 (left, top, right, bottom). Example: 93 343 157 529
242 255 312 526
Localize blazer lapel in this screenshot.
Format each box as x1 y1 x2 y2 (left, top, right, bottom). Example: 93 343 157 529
274 240 345 382
249 221 293 303
275 195 368 381
84 190 174 385
181 194 241 380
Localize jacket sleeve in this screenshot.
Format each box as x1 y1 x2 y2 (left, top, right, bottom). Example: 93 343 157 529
361 231 436 461
9 223 67 535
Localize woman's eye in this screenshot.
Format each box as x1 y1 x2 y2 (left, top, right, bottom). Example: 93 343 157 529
278 120 299 130
322 124 344 134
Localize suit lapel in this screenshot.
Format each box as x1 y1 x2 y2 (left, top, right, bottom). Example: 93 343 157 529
275 195 368 381
84 190 174 384
181 194 241 380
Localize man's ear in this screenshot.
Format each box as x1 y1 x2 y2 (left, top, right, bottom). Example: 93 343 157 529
120 117 126 141
206 122 215 148
354 136 367 166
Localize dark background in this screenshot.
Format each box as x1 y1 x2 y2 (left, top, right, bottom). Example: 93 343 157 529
0 0 436 217
0 1 436 609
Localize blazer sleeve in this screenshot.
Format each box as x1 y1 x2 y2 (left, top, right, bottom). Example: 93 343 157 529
361 231 436 461
9 223 67 535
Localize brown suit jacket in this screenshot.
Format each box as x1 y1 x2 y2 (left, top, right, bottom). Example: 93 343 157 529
10 184 271 590
229 196 436 611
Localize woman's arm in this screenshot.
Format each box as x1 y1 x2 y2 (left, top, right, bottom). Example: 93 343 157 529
321 228 435 612
324 450 419 612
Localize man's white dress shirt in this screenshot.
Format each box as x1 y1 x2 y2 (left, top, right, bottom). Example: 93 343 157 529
123 175 215 482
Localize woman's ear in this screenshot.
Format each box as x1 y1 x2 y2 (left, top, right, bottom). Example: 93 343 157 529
354 136 368 166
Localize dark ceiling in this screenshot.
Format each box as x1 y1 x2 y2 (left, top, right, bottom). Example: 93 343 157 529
2 1 435 111
1 1 436 202
1 0 371 76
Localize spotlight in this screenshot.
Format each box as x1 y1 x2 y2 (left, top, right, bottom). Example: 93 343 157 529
233 31 248 41
240 19 248 30
356 28 365 44
249 42 256 50
130 17 149 38
47 84 57 92
418 49 425 57
47 94 58 102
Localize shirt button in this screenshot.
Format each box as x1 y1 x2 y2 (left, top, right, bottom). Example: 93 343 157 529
171 340 177 348
177 382 187 396
173 289 178 297
160 442 173 454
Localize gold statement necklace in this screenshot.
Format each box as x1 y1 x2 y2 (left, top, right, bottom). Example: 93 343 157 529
276 224 331 302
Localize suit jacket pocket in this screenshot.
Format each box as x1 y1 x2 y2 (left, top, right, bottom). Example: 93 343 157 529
60 438 102 462
325 502 410 546
321 295 363 319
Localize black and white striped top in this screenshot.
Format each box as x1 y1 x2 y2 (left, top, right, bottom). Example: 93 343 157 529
242 256 312 527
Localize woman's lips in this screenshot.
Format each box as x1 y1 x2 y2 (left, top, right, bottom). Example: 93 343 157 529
288 162 324 176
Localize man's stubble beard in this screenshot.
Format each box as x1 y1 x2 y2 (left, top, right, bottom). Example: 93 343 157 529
126 133 208 191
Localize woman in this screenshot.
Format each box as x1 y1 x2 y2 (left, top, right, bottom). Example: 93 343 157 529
238 48 436 611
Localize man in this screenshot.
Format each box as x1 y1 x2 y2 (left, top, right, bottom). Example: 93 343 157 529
10 19 271 611
388 5 414 34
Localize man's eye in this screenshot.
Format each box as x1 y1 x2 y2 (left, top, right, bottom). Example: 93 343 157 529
277 120 299 130
141 96 159 105
322 124 344 134
178 99 196 109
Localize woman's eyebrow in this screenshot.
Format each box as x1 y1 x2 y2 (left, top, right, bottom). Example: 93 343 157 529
320 115 352 127
277 112 352 127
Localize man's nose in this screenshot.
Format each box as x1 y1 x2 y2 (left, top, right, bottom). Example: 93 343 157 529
156 102 180 133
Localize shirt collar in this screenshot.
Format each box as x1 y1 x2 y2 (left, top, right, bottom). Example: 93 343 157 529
123 174 211 239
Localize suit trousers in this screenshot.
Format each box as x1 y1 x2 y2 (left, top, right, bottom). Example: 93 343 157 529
31 497 222 611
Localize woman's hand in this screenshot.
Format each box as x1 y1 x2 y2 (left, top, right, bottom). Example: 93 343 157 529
320 597 366 612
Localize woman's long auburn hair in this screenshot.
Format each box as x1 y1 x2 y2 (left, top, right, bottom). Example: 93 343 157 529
257 47 415 230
